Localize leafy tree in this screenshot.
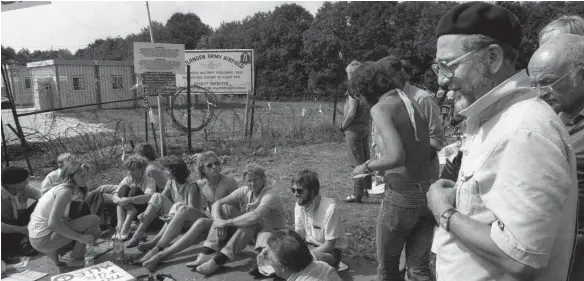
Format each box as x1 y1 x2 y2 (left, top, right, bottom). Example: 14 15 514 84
165 12 212 49
1 45 17 62
2 2 578 99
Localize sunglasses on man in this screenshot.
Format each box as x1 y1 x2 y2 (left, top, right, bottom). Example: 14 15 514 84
290 187 305 195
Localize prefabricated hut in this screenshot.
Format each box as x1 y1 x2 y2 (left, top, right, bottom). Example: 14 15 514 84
1 64 34 108
26 60 136 111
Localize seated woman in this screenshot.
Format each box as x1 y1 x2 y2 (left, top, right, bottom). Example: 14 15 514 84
125 156 200 248
140 151 240 272
114 155 157 240
28 159 101 268
134 143 169 193
86 143 167 228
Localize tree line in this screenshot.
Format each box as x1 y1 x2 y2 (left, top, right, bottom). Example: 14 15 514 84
2 1 583 100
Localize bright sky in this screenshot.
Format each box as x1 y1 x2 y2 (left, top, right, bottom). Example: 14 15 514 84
0 1 324 53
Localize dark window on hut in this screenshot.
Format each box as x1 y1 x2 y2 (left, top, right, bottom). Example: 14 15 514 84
73 76 85 90
25 78 31 89
112 75 123 89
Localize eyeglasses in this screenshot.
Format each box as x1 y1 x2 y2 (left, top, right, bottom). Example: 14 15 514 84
290 188 305 195
431 47 486 78
205 161 221 169
530 66 579 97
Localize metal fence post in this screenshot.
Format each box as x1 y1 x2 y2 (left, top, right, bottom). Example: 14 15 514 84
187 64 192 151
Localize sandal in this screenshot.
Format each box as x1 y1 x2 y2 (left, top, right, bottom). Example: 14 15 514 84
344 194 362 203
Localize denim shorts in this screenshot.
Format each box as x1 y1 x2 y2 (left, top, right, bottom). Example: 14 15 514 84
30 231 75 254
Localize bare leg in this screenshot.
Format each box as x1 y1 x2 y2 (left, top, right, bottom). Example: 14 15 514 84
140 207 204 262
121 206 137 236
157 207 205 249
116 205 126 232
127 203 157 248
138 223 169 253
143 218 213 272
65 215 102 261
137 224 169 263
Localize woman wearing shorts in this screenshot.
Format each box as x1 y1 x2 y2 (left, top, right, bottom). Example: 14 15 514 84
28 159 101 268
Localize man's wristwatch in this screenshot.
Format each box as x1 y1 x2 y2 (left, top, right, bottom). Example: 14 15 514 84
440 208 458 232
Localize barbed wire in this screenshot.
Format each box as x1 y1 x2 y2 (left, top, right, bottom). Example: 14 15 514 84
3 63 343 174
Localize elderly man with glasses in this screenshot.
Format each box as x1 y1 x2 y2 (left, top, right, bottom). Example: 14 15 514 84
192 164 287 276
427 2 578 281
527 33 584 281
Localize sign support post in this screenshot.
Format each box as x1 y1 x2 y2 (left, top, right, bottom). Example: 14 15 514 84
135 2 185 156
145 1 167 156
187 64 192 150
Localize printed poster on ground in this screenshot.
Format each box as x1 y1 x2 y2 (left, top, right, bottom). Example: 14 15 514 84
50 261 134 281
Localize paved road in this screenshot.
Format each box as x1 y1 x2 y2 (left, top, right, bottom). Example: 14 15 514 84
13 239 377 281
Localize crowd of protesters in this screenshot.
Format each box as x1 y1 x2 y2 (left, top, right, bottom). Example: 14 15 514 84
2 2 584 281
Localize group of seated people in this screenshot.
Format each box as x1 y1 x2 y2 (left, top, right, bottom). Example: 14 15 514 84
1 144 347 280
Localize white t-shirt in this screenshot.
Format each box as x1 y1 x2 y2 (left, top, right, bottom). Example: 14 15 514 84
113 175 156 196
40 169 61 195
287 261 342 281
294 196 347 250
28 184 84 238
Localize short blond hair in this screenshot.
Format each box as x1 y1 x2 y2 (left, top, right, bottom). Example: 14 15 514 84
57 153 77 169
123 155 149 171
196 151 219 179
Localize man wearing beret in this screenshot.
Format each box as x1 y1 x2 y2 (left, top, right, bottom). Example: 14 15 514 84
1 167 41 261
426 2 578 281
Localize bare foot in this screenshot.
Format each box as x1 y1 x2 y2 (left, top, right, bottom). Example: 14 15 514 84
139 246 161 264
137 240 157 253
143 252 164 273
126 238 140 248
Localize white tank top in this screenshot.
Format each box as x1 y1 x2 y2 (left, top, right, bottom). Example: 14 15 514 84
28 184 82 238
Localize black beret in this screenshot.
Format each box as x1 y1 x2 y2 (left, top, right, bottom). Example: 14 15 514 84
1 167 29 185
436 1 522 49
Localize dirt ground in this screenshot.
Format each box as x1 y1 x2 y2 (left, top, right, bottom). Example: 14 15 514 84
1 102 415 280
10 240 378 281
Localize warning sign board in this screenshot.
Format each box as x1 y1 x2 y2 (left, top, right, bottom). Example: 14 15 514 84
176 49 254 95
133 42 185 74
142 72 176 97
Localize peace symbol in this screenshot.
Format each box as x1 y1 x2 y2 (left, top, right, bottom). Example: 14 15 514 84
52 274 74 281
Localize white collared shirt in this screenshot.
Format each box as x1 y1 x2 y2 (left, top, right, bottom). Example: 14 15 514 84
433 71 578 281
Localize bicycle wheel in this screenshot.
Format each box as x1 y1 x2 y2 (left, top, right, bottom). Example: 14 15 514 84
168 85 216 134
